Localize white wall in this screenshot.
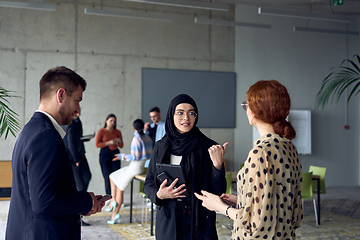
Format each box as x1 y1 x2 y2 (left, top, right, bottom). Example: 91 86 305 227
0 1 235 195
234 5 360 187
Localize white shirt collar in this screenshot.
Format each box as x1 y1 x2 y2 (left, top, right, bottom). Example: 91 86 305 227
36 110 66 139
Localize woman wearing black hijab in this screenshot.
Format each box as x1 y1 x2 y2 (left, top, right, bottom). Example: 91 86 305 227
143 94 227 240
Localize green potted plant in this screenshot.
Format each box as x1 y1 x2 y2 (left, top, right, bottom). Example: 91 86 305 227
0 87 21 139
316 55 360 111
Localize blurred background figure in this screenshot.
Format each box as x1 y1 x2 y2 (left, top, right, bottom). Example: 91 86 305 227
62 108 93 226
106 119 153 224
95 114 123 196
144 106 165 148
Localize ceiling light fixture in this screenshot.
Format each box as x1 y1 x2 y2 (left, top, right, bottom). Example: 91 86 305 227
84 8 172 21
293 26 359 35
122 0 228 11
258 7 350 23
0 1 56 11
195 17 271 29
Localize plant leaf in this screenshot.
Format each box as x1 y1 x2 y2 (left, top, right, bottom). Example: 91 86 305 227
0 87 22 139
316 55 360 111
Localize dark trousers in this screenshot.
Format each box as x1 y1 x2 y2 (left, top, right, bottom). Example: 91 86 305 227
99 147 120 195
71 155 92 192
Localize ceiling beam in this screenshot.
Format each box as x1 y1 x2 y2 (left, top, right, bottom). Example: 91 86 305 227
84 8 172 21
122 0 229 11
0 1 56 11
258 7 350 23
195 17 271 29
293 26 359 35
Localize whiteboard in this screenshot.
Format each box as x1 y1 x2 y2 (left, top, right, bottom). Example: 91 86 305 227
252 110 311 155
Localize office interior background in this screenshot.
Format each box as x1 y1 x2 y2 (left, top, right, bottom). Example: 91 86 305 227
0 0 359 195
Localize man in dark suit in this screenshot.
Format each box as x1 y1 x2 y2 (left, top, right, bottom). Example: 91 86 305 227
62 111 92 193
6 66 103 240
62 110 93 226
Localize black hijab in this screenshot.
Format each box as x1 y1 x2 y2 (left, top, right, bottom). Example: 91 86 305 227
156 94 217 238
164 94 201 156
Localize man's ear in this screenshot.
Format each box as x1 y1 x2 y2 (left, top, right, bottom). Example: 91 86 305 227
56 88 66 103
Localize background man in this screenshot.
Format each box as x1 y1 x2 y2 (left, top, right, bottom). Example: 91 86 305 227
144 106 165 147
144 107 166 213
6 66 103 240
62 109 93 226
62 110 92 193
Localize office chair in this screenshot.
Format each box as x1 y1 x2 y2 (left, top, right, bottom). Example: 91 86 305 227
225 172 232 194
301 172 318 226
309 165 327 194
138 168 149 223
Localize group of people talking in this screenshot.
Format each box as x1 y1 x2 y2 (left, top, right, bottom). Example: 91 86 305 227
6 65 303 240
94 80 303 240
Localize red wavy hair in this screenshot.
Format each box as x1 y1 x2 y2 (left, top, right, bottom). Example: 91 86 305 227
246 80 296 140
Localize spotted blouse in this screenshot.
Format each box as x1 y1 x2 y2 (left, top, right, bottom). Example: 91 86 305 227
233 133 303 240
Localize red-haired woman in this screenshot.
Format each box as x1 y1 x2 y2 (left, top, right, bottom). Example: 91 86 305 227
196 80 303 240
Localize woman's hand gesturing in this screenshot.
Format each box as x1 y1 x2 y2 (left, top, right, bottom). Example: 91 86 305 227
208 142 229 170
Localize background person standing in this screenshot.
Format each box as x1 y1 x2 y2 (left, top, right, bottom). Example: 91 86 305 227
95 113 123 195
62 110 92 193
62 109 93 226
144 106 165 147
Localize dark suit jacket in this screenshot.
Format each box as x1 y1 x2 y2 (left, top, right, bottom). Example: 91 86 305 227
62 117 92 192
6 112 93 240
62 117 86 164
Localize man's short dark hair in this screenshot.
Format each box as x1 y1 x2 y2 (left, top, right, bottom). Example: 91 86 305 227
39 66 87 101
149 107 160 113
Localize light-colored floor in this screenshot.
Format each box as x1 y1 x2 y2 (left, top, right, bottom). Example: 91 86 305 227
1 186 360 240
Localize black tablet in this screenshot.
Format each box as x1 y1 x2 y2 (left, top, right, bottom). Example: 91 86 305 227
156 163 189 200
